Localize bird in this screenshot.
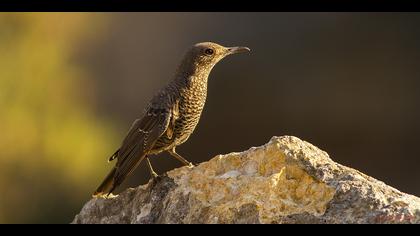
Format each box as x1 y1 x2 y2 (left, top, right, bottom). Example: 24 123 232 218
93 42 250 197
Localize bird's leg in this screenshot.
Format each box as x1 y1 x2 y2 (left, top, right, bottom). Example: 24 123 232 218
168 147 194 168
146 157 159 179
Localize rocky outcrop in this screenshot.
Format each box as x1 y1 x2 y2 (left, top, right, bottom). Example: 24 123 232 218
72 136 420 224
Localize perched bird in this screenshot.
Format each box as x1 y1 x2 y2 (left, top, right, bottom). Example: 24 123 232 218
93 42 250 197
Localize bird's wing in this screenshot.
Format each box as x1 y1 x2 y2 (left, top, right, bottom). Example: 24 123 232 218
112 106 172 187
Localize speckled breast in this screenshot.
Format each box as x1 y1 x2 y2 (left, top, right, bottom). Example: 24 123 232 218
173 82 207 145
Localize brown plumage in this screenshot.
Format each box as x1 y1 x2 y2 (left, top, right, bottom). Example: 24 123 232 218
94 42 250 197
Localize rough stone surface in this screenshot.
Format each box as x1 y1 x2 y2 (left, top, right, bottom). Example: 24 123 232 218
72 136 420 224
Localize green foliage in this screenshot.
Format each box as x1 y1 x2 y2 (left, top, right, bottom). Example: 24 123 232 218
0 13 116 223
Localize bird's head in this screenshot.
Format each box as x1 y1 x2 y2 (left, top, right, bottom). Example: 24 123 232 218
178 42 250 76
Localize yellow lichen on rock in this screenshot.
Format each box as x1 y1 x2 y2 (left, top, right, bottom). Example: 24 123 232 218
167 137 336 223
73 136 420 224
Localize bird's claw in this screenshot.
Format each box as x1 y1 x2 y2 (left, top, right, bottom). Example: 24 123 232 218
104 193 118 199
150 171 159 179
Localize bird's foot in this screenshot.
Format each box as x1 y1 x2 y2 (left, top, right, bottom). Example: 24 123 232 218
150 171 159 179
149 174 165 189
104 193 118 199
187 162 195 168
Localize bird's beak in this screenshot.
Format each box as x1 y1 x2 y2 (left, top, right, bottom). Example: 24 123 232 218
227 46 251 55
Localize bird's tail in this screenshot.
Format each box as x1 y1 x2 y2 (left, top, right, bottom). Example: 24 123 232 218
93 167 117 197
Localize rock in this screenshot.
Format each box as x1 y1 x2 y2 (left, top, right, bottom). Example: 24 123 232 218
72 136 420 224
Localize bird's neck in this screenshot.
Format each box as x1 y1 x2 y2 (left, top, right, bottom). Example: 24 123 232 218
174 60 213 89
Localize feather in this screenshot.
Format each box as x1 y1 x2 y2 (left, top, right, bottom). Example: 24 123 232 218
93 107 171 196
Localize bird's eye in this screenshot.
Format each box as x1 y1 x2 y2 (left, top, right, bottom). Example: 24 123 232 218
204 48 214 55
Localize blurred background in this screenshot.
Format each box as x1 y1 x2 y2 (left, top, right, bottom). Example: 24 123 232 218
1 12 420 223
